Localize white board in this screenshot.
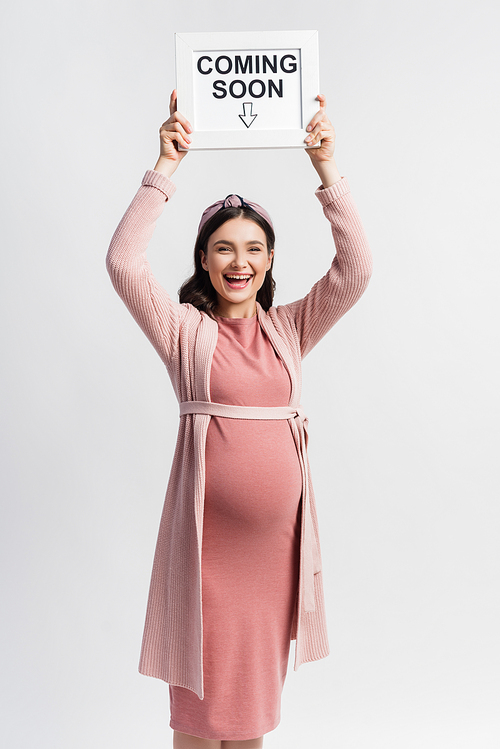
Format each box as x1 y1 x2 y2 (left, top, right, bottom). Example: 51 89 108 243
175 30 320 150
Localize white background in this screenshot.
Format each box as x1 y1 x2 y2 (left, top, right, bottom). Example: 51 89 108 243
1 1 499 748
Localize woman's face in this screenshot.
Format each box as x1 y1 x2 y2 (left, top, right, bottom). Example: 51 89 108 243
200 217 274 318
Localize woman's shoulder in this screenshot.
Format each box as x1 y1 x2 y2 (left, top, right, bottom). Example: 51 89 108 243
258 303 299 340
181 302 220 329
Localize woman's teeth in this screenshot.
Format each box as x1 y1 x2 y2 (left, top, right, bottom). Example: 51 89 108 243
224 275 252 286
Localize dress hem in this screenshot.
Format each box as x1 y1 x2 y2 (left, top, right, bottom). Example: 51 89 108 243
169 718 280 741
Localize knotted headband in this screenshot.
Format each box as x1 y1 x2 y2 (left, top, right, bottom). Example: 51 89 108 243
197 194 274 234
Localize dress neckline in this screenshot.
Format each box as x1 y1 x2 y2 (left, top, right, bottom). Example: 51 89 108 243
216 315 258 325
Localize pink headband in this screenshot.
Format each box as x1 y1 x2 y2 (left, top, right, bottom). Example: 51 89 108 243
197 194 273 234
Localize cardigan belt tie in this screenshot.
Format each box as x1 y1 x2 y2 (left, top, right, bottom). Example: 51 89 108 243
179 400 320 613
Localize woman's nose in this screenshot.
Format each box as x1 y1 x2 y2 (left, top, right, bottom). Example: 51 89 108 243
231 255 247 268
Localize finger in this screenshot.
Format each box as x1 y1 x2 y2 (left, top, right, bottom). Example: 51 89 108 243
316 93 327 109
162 127 191 150
164 119 192 142
306 100 329 132
164 109 193 136
306 111 327 134
305 127 323 146
169 89 177 116
168 90 194 134
306 94 327 131
172 131 190 150
305 118 321 138
305 119 334 146
309 132 324 147
311 118 332 137
168 109 193 133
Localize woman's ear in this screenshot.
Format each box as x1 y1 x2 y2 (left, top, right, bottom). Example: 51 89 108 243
200 250 208 271
266 248 274 271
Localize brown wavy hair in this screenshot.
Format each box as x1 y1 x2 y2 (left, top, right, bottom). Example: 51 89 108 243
178 206 276 319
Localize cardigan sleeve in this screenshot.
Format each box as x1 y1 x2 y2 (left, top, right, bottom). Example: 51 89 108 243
106 170 189 367
279 177 373 359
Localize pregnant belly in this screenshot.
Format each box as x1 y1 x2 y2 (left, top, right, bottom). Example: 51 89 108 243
203 416 302 594
205 417 302 528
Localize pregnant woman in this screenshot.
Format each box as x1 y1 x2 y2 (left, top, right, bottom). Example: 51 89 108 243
106 90 372 749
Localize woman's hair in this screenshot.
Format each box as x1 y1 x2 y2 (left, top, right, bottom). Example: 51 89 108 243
178 206 276 319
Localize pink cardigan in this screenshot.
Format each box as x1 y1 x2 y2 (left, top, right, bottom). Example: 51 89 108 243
106 169 372 699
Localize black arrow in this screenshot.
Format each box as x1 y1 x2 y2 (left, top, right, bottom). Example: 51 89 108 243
239 102 258 128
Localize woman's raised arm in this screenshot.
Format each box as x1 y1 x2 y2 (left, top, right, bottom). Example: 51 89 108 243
280 96 373 357
106 92 194 367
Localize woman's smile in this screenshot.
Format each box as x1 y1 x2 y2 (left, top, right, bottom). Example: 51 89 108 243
223 273 254 289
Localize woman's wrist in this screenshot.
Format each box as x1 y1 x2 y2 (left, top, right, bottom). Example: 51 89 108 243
312 157 342 189
153 156 179 179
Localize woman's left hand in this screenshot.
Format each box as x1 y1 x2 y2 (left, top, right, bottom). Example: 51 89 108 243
304 94 341 188
304 94 335 162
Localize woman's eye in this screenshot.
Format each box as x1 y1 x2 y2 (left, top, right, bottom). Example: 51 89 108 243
249 248 261 253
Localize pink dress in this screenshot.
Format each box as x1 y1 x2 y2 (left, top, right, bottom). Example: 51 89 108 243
169 314 303 740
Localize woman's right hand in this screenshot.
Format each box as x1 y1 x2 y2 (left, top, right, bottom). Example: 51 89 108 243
154 89 192 178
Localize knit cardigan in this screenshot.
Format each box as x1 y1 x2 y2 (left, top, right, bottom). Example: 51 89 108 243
106 169 372 699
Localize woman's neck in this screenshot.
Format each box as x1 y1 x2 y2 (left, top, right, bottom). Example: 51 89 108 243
215 297 257 319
